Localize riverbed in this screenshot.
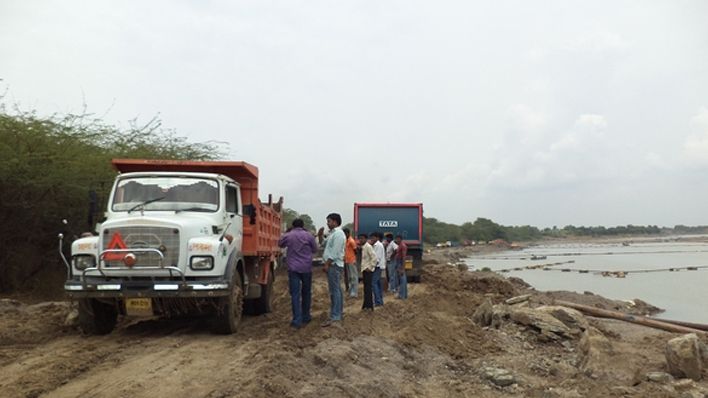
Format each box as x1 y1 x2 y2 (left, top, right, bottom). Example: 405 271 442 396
465 239 708 323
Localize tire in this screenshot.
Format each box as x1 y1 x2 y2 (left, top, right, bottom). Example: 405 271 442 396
213 271 244 334
246 263 274 315
78 298 117 335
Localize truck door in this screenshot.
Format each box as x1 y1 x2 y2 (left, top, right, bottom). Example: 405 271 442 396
225 184 243 253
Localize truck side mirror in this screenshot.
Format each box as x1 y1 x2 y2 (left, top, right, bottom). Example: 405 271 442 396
243 205 257 225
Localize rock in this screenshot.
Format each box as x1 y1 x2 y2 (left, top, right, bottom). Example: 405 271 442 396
546 387 583 398
666 333 704 381
508 277 531 289
680 390 707 398
505 294 531 305
472 299 494 327
64 308 79 327
578 327 613 377
536 305 589 336
481 366 516 387
490 305 510 328
0 298 23 314
549 362 578 379
561 340 574 351
646 372 674 383
610 386 637 395
673 378 697 391
509 307 572 338
629 298 662 315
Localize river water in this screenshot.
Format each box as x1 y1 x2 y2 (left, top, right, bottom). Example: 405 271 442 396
464 239 708 323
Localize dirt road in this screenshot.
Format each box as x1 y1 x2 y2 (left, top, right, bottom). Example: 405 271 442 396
1 248 706 397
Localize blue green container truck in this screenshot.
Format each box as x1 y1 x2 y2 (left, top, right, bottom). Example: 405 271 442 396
353 202 424 282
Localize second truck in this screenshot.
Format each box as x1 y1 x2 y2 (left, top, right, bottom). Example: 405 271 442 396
353 202 424 282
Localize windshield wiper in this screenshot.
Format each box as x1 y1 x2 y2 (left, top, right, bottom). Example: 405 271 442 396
174 207 212 213
128 196 166 213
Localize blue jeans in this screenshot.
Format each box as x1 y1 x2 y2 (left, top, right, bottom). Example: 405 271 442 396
372 267 384 306
346 263 358 297
288 271 312 326
327 265 344 321
397 270 408 299
387 260 399 292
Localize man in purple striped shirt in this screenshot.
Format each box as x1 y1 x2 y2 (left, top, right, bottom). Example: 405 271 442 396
278 219 318 328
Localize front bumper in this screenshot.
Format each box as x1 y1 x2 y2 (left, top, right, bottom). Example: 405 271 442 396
64 279 231 298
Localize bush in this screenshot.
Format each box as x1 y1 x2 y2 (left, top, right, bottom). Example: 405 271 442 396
0 104 222 294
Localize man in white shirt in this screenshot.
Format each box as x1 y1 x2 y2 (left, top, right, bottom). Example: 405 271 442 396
385 234 398 293
359 233 378 310
371 232 386 307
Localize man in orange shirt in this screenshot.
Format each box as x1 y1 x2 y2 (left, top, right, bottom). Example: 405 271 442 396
343 228 359 298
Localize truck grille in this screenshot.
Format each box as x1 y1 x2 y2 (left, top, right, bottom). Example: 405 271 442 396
103 226 180 267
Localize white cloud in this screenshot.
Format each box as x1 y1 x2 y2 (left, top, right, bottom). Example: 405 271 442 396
563 31 631 54
488 113 614 191
684 107 708 165
508 104 548 134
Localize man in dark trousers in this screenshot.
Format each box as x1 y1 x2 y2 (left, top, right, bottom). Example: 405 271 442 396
359 233 378 310
278 219 318 328
394 235 408 299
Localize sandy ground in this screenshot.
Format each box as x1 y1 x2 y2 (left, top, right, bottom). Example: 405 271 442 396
1 246 707 398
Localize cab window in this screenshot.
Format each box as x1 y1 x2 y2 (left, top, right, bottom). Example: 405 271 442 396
225 185 238 214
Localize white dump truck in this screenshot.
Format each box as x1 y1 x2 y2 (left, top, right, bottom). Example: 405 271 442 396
62 159 283 334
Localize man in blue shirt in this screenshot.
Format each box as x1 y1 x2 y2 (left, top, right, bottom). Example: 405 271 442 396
278 219 318 329
318 212 345 327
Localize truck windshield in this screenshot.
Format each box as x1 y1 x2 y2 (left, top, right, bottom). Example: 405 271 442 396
112 177 219 212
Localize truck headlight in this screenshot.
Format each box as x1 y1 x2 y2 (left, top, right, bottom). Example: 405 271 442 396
190 256 214 270
73 255 96 270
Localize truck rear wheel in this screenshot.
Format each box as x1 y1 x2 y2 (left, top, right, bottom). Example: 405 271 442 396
213 271 244 334
248 263 274 315
78 298 117 335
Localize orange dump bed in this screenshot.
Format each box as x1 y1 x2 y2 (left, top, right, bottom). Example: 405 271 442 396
112 159 282 257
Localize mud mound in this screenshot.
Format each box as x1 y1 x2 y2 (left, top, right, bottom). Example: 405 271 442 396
0 300 72 346
422 264 519 298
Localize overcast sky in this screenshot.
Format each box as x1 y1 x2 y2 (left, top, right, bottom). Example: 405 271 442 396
2 1 708 229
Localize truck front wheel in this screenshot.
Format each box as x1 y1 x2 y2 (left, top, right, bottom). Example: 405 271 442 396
213 271 244 334
78 298 117 335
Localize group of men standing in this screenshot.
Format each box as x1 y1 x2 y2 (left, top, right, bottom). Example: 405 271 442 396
277 212 409 329
358 231 408 310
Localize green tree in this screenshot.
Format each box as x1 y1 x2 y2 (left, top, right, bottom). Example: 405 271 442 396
282 208 315 231
0 105 220 294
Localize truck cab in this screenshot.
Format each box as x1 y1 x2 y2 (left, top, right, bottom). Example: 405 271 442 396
65 159 282 335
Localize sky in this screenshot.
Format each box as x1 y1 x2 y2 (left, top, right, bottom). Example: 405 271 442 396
2 1 708 229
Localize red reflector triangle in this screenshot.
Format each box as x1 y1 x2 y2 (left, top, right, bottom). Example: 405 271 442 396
104 232 128 261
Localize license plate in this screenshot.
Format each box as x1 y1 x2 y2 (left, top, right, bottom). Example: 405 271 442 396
125 298 153 316
404 260 413 270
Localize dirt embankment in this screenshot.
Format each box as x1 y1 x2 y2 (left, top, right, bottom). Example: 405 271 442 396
1 247 707 398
